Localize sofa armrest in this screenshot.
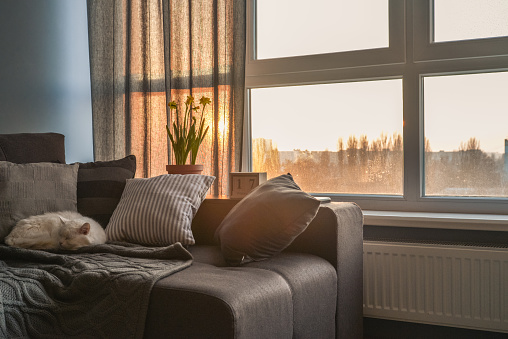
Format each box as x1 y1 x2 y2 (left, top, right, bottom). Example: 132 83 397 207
287 202 363 339
192 199 363 339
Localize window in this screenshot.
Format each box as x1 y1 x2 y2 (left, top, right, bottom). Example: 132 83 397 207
256 0 389 59
423 71 508 198
413 0 508 61
251 80 403 195
246 0 508 214
433 0 508 42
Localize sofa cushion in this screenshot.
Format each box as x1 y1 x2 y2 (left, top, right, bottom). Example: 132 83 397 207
189 246 337 338
106 174 215 246
0 161 79 242
246 253 337 338
0 133 66 164
144 246 336 339
215 173 320 265
76 155 136 228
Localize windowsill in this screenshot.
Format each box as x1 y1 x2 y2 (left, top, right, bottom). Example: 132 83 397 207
205 196 508 231
363 210 508 231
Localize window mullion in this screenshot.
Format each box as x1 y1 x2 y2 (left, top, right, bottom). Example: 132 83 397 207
403 0 421 205
402 70 421 204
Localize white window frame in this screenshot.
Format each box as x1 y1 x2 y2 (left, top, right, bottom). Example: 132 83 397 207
245 0 405 87
413 0 508 62
244 0 508 215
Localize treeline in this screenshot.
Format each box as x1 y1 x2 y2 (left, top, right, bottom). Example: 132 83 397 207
426 137 507 196
253 135 508 197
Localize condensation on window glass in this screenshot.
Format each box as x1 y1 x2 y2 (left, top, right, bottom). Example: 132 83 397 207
423 71 508 197
434 0 508 42
251 79 403 195
256 0 389 59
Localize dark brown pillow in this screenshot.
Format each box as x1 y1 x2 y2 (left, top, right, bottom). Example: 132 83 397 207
76 155 136 228
214 173 321 266
0 132 65 163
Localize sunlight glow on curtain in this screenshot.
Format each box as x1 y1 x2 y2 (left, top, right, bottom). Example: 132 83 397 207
87 0 245 196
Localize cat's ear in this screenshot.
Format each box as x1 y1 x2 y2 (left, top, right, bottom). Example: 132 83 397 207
59 217 67 225
79 223 91 235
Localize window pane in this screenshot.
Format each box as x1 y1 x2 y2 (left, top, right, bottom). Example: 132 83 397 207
256 0 389 60
434 0 508 42
251 80 403 195
424 72 508 197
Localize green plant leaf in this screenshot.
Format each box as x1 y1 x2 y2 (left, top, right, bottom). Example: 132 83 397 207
166 95 211 166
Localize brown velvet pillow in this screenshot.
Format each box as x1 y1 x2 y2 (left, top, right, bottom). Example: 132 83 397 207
214 173 321 266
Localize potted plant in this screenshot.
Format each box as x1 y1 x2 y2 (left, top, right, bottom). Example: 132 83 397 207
166 95 211 175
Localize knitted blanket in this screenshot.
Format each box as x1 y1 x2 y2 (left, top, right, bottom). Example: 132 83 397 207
0 242 193 339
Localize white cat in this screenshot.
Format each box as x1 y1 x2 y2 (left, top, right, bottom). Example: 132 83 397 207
5 211 107 250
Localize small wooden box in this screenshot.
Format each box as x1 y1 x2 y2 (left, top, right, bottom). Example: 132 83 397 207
228 172 267 199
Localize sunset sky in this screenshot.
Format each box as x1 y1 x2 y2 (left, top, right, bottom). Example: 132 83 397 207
252 0 508 154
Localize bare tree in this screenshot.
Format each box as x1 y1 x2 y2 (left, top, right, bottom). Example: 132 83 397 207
459 137 481 151
252 138 280 177
424 138 432 153
336 137 344 152
347 135 358 150
392 132 403 152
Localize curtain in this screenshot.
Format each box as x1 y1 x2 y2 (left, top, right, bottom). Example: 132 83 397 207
87 0 245 196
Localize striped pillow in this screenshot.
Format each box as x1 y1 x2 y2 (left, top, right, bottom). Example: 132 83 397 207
76 156 136 228
105 174 215 246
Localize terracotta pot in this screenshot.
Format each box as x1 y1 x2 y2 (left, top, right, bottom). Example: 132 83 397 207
166 164 203 175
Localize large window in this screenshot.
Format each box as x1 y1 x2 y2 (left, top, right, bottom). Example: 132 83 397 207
251 80 403 195
246 0 508 214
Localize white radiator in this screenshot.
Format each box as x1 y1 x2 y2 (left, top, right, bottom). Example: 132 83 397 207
363 241 508 333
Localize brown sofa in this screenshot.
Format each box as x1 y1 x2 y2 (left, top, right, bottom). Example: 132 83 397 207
0 132 363 339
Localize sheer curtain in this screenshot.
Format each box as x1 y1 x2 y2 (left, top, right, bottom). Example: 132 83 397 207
87 0 245 196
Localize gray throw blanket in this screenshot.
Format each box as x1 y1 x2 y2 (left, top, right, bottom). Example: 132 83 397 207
0 242 193 339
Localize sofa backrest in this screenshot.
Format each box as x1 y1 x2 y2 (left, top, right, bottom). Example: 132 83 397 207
0 133 66 164
191 198 239 245
191 198 345 268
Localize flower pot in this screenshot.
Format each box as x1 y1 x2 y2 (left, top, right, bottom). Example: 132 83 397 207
166 164 204 175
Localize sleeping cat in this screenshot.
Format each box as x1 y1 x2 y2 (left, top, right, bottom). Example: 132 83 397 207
5 211 107 250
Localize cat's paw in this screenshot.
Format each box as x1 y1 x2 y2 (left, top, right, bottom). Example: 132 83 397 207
4 236 15 246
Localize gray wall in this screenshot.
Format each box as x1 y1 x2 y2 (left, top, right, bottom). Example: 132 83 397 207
0 0 93 163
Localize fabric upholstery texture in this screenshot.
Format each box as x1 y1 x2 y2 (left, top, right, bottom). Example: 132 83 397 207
76 155 136 228
106 174 215 246
246 253 337 339
215 173 321 265
0 162 78 242
0 132 66 164
146 262 293 339
144 246 337 339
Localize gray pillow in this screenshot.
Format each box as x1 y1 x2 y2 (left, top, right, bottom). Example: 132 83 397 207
214 173 321 266
106 174 215 246
0 161 79 242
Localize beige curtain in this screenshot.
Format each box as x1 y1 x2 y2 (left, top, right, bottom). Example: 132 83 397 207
87 0 245 196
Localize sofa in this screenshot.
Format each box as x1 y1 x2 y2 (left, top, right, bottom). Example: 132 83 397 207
0 132 363 339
